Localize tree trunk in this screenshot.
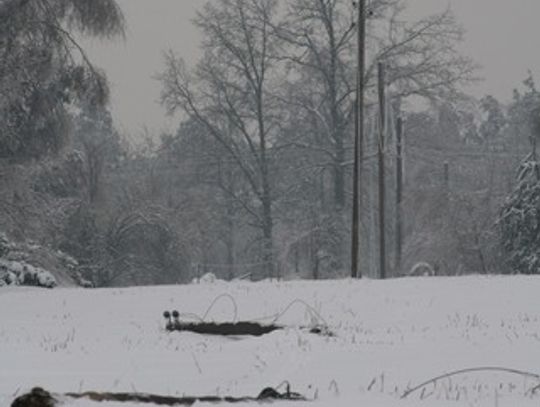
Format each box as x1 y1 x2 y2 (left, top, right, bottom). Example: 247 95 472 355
334 136 345 209
261 208 274 279
225 226 235 281
258 86 274 279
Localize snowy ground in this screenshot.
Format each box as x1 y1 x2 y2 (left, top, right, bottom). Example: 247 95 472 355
1 276 540 407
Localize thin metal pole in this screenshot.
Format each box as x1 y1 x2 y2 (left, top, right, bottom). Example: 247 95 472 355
377 62 386 280
395 117 403 274
351 0 365 279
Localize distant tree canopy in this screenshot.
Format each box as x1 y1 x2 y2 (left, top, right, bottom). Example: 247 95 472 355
9 0 540 286
0 0 124 160
158 0 478 279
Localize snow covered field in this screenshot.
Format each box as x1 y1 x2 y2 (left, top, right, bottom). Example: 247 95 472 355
1 276 540 406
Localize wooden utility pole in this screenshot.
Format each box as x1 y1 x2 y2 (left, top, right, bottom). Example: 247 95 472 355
395 117 403 274
351 0 366 279
377 62 386 280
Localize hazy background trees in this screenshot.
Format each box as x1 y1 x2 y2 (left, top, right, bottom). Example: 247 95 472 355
2 0 539 286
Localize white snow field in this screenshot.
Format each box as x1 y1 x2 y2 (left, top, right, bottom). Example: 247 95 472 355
1 276 540 407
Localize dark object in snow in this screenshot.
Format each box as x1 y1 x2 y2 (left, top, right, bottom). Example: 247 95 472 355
11 386 307 406
176 321 282 336
168 319 282 336
11 387 56 407
308 325 334 336
163 309 334 337
163 311 173 330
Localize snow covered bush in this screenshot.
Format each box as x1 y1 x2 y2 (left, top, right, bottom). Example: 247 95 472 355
192 272 218 284
498 158 540 274
0 259 57 288
0 232 90 288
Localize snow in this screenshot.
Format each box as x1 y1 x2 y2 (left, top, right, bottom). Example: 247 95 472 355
1 276 540 406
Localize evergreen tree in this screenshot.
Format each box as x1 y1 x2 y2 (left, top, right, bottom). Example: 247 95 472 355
499 158 540 274
0 0 124 159
498 75 540 274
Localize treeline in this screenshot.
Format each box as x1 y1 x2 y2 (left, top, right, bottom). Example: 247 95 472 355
1 0 539 286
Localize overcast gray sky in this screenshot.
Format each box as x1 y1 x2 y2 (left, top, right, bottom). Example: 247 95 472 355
83 0 540 138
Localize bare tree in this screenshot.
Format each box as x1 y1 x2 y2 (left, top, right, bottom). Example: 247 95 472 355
265 0 476 276
279 0 476 210
369 2 477 102
277 0 356 210
159 0 284 278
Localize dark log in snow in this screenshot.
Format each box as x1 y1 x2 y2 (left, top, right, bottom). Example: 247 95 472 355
166 321 283 336
163 310 333 337
11 386 307 406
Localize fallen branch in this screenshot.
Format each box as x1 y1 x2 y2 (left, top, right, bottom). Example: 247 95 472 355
526 382 540 396
401 367 540 399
